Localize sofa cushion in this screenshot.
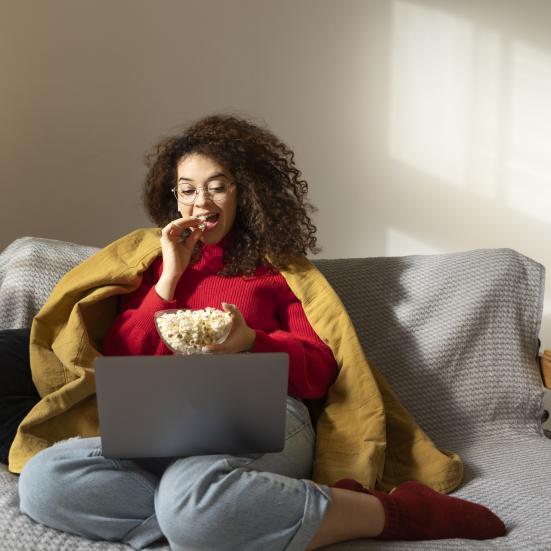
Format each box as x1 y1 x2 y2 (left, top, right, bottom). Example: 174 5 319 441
0 238 548 550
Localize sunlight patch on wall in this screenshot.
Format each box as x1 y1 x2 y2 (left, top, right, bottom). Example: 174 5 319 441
386 226 442 257
543 297 551 322
389 1 472 186
542 298 551 351
507 42 551 224
389 1 502 198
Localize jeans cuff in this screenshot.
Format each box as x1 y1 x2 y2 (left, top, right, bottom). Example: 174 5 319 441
123 513 164 550
284 480 332 551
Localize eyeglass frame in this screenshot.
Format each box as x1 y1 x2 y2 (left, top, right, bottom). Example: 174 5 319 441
170 181 236 205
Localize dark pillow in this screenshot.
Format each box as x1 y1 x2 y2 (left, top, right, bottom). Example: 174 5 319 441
0 328 39 464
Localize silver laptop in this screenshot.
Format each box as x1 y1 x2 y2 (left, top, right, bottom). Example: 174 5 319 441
94 353 289 458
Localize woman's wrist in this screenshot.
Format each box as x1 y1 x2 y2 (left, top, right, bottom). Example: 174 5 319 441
155 273 181 301
244 327 257 351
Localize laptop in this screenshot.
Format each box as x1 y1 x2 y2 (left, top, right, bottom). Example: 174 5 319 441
94 353 289 458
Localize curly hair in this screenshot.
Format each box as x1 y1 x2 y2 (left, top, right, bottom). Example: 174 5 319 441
142 113 320 276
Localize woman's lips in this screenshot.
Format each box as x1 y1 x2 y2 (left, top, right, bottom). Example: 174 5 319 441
196 213 220 232
205 216 219 231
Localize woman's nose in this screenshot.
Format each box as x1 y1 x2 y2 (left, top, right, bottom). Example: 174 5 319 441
193 188 214 207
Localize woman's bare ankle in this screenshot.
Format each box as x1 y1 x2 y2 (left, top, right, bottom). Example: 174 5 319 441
306 488 384 550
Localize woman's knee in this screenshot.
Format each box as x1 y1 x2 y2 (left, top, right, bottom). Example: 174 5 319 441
18 440 78 522
156 456 319 551
19 437 159 542
156 456 239 549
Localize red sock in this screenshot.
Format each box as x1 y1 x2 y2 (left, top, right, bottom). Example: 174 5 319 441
333 479 506 541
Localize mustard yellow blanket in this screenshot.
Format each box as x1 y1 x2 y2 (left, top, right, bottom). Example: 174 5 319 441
9 228 463 493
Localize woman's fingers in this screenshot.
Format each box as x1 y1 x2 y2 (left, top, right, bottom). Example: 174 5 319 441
158 216 205 280
202 304 255 354
162 216 202 232
162 217 204 242
221 302 239 317
180 226 204 252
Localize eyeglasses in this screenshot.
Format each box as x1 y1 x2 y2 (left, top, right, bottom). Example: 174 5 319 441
171 182 234 205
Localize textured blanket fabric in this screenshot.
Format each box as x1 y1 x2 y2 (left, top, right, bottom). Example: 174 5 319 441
0 237 99 330
0 238 549 550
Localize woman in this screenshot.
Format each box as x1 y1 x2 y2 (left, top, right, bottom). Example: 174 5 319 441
18 114 506 550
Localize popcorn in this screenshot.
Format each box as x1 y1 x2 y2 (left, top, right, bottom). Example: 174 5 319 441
155 307 233 355
195 214 210 232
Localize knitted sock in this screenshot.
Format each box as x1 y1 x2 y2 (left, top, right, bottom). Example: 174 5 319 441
333 479 506 541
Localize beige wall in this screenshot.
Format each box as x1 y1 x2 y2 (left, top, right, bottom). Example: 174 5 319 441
2 0 551 346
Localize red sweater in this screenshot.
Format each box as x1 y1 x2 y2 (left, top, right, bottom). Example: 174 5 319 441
103 238 338 400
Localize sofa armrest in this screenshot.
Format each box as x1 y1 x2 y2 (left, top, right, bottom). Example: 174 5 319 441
539 352 551 389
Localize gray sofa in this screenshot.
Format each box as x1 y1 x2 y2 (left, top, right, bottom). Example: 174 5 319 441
1 236 550 551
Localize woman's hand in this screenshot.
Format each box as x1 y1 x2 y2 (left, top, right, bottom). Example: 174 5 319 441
155 216 204 300
202 303 256 354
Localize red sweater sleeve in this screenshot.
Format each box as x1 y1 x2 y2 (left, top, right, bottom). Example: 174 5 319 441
103 259 175 356
251 284 338 399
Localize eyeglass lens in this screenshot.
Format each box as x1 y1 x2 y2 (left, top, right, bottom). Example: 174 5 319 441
173 183 230 204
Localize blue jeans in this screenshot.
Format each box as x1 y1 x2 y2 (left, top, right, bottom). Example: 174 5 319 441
18 397 331 550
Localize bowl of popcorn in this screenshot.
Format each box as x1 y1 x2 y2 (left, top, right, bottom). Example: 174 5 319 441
154 307 233 355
